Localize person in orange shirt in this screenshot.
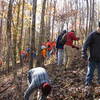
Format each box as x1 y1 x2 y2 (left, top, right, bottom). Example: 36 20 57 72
46 40 52 58
40 45 47 66
50 41 56 55
41 48 47 58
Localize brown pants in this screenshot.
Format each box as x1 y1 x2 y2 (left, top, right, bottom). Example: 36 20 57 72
64 45 77 68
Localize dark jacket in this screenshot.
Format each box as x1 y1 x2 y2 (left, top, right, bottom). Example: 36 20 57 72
56 34 65 49
82 31 100 62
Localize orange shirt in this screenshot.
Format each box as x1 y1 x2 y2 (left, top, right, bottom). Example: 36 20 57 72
51 42 56 48
46 42 52 51
41 49 47 57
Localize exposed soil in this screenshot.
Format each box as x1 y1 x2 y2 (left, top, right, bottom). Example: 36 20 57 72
0 51 100 100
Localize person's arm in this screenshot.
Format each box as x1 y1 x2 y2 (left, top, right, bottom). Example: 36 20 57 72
82 33 93 60
24 83 36 100
24 69 36 100
72 45 79 50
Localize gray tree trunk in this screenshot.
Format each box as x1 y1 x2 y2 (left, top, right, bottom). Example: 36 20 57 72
36 0 46 67
18 0 25 67
51 0 56 40
6 0 14 73
29 0 37 69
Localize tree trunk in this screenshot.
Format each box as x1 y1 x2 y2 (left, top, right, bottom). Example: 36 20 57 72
92 0 95 30
39 0 46 45
18 0 25 67
0 15 3 57
51 0 56 40
86 0 89 36
89 0 93 32
36 0 46 67
6 0 14 73
13 0 21 69
0 1 5 58
47 0 52 41
29 0 37 69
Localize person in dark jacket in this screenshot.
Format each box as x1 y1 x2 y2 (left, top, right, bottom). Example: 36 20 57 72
82 22 100 85
56 30 67 65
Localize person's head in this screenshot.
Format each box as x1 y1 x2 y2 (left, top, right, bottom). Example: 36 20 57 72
41 82 51 96
63 30 67 34
97 21 100 33
97 27 100 33
61 30 67 35
47 40 49 42
99 21 100 28
71 30 75 32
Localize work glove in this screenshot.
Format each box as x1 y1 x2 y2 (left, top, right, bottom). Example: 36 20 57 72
72 45 79 50
76 47 79 50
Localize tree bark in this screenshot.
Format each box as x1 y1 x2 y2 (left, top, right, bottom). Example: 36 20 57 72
13 0 21 70
6 0 14 73
86 0 89 36
36 0 46 67
51 0 56 40
39 0 46 45
18 0 25 67
29 0 37 69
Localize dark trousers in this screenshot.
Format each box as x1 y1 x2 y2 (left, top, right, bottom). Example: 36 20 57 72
28 71 32 84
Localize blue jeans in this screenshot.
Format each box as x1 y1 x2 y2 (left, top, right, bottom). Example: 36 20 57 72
85 61 100 85
24 72 34 100
57 49 64 65
47 51 51 58
39 95 47 100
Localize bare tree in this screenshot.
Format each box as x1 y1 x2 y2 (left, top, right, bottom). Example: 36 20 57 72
47 0 52 40
13 0 21 69
29 0 37 69
0 1 4 57
51 0 57 40
89 0 95 32
36 0 46 67
6 0 14 72
39 0 46 44
18 0 25 66
86 0 89 36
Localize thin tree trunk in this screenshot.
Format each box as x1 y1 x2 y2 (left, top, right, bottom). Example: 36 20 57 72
92 0 94 30
13 0 20 70
18 0 25 67
0 17 3 57
36 0 46 67
6 0 14 73
45 1 49 40
13 1 23 99
51 0 56 40
39 0 46 45
89 0 92 32
29 0 37 69
47 0 52 41
0 1 5 57
86 0 89 36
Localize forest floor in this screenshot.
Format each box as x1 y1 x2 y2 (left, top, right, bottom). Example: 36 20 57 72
0 50 100 100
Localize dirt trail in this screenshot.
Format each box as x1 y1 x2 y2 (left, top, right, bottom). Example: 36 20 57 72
0 52 100 100
46 52 100 100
